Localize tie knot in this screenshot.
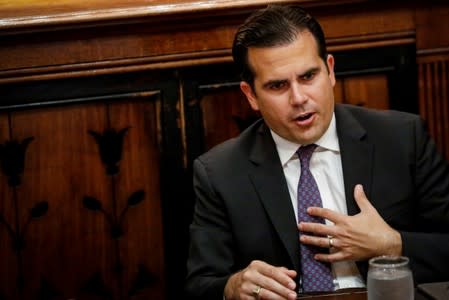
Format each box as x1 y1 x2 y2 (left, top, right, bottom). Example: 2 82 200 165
297 144 317 167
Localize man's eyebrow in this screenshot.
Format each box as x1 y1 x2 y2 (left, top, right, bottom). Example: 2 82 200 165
260 66 322 88
262 79 287 89
298 67 320 77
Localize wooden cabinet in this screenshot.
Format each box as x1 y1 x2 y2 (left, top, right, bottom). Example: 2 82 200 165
0 1 448 299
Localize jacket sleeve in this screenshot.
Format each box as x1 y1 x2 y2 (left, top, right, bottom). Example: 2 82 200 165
400 117 449 283
185 158 234 300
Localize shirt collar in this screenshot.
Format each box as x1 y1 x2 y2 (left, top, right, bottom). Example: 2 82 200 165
271 113 340 166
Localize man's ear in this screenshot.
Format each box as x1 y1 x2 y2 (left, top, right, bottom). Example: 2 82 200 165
240 81 260 111
326 54 336 87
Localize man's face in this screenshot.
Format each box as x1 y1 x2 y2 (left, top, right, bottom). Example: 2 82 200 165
240 31 336 145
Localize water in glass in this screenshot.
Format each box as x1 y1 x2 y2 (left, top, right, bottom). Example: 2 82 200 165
367 256 414 300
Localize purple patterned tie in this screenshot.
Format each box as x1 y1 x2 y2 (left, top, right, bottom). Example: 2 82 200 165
297 144 334 292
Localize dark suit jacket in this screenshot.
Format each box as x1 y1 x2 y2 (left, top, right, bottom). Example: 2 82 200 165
185 104 449 299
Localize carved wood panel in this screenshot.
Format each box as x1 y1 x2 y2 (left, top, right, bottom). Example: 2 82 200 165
0 115 19 300
0 96 166 300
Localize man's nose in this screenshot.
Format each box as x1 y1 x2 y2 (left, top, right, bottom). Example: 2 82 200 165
289 83 307 105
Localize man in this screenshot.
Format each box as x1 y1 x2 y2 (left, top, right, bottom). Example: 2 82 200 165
185 5 449 300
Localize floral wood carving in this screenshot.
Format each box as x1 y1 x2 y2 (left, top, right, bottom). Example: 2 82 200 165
0 136 51 298
83 127 156 299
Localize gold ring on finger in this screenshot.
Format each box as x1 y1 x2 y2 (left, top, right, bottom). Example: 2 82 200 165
252 285 261 298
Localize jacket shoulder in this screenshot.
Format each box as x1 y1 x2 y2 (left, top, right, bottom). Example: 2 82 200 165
338 104 421 124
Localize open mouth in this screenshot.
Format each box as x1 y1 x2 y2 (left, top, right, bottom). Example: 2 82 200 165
295 112 314 121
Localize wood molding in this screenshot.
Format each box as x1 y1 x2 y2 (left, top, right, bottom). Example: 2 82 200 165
417 47 449 57
0 50 232 84
0 1 422 84
0 0 368 35
0 30 416 85
327 31 416 52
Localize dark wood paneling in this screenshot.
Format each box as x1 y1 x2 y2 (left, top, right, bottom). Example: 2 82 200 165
0 114 19 300
0 68 186 299
415 4 449 50
0 97 166 299
335 74 389 109
200 86 257 151
333 45 418 114
418 53 449 159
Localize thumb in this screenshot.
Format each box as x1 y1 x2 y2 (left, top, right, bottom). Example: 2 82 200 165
353 184 373 211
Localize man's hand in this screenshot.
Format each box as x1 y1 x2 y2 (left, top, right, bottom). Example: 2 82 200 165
298 184 402 262
224 260 297 300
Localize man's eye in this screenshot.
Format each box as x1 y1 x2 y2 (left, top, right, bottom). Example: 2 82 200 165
269 82 286 90
302 72 316 81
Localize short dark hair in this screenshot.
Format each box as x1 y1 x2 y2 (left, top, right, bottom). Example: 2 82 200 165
232 5 328 88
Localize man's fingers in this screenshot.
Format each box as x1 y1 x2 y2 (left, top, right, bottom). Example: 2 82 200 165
226 261 298 300
258 265 296 290
254 286 293 300
306 206 343 224
300 234 332 249
256 277 297 299
353 184 373 212
250 263 297 299
298 222 336 237
315 251 351 263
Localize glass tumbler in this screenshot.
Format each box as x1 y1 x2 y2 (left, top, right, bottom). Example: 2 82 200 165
367 255 414 300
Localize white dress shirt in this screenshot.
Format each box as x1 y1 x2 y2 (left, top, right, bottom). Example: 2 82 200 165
271 113 365 290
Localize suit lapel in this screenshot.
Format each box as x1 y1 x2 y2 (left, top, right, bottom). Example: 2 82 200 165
335 105 374 216
248 124 300 271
